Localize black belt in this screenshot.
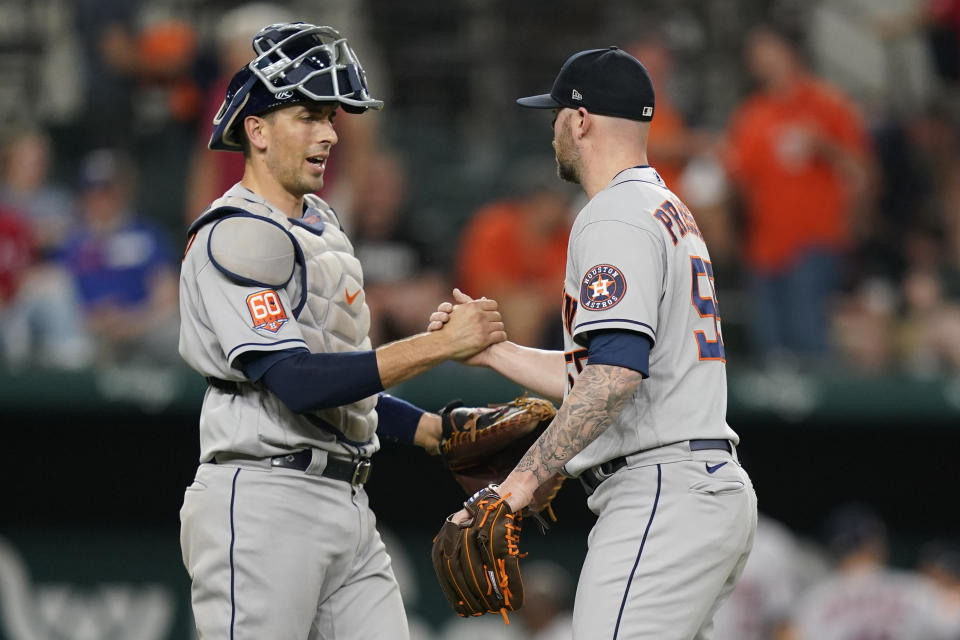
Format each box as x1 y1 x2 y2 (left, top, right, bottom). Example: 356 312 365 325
580 439 732 494
214 450 372 485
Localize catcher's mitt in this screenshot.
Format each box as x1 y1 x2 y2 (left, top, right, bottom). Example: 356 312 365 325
439 396 565 520
431 485 523 623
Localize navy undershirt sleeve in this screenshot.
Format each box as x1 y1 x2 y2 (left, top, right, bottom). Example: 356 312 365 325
238 347 309 381
375 394 425 445
586 329 652 377
237 348 385 414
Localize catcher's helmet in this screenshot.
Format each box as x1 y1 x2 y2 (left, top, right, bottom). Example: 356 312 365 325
209 22 383 151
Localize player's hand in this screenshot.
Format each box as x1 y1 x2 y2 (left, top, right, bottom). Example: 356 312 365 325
430 289 503 365
413 413 442 455
427 300 454 332
440 294 506 360
427 288 474 331
449 479 528 525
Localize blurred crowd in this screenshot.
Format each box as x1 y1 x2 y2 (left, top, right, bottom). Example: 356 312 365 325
1 0 960 376
401 504 960 640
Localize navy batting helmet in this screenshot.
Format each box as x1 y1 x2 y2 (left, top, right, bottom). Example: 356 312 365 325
209 22 383 152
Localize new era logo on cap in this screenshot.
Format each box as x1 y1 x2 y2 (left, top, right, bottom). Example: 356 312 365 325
572 89 583 101
642 106 653 117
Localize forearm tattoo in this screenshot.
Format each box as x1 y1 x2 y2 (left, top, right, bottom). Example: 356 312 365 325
514 364 643 484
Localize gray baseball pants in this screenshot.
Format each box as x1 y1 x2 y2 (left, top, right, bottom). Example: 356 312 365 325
573 442 758 640
180 461 408 639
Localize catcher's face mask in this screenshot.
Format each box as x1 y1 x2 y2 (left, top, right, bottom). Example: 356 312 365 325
210 22 383 151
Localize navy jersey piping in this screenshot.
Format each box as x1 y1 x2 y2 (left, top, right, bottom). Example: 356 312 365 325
610 178 669 190
229 468 241 640
226 339 308 362
574 318 656 336
613 464 662 639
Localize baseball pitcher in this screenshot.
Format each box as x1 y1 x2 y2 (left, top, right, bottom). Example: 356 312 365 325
431 47 758 639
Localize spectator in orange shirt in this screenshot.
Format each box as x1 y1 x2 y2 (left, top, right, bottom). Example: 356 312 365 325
457 158 575 348
725 24 871 365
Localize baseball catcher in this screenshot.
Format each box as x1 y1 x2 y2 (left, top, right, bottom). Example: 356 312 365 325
431 396 563 622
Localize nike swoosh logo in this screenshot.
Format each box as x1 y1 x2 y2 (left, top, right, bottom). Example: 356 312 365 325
345 288 360 304
705 462 728 474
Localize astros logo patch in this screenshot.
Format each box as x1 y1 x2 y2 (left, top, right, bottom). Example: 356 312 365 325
580 264 627 310
246 289 289 333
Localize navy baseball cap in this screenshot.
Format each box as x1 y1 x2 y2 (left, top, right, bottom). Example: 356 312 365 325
517 46 655 122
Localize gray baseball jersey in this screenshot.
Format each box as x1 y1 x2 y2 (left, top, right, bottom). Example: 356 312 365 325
179 184 379 463
561 165 739 477
560 166 757 640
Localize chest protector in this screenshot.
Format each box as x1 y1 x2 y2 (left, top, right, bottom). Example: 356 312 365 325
199 192 377 444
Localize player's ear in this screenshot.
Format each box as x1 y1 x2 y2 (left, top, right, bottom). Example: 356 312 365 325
575 107 590 139
244 115 270 152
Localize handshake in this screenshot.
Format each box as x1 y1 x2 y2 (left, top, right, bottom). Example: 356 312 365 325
426 288 506 363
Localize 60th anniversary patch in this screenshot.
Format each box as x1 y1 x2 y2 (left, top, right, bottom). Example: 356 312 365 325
580 264 627 310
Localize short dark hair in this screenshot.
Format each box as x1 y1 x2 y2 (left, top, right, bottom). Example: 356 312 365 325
239 122 252 157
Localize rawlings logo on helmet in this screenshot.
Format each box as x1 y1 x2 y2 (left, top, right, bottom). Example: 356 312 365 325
209 22 383 152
